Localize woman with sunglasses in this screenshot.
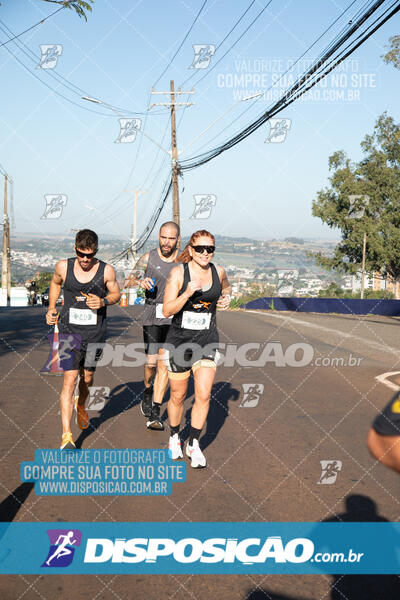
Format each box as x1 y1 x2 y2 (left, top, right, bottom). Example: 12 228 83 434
162 230 231 468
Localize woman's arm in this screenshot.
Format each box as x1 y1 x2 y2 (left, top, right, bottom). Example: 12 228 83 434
217 266 232 310
163 265 201 318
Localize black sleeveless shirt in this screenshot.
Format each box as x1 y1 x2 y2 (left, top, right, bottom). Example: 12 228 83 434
58 258 107 344
166 262 221 348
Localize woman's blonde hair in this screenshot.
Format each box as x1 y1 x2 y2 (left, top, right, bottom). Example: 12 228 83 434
177 230 215 263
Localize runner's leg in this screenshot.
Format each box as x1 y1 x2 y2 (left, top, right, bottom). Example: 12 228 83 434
191 365 216 429
167 375 189 428
153 349 169 405
185 366 215 468
60 370 79 434
77 367 94 406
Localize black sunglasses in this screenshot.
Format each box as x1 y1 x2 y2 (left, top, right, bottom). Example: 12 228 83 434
76 248 97 259
191 245 215 255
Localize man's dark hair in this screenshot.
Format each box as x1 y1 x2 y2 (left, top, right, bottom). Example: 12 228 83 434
159 221 180 237
75 229 98 250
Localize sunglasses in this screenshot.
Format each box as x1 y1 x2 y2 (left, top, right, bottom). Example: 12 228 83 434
76 248 97 259
191 245 215 255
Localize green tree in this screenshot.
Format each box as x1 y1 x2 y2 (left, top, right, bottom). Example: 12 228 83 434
41 0 94 21
35 271 53 292
382 35 400 69
231 283 275 307
310 113 400 298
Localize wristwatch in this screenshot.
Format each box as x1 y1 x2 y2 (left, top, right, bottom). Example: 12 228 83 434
103 298 109 307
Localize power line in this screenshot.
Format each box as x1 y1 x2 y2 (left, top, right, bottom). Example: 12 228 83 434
180 0 274 89
0 19 168 117
179 0 398 172
183 0 364 157
0 5 67 48
153 0 209 88
121 0 209 196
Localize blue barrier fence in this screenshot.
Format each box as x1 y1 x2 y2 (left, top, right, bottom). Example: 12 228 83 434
242 297 400 316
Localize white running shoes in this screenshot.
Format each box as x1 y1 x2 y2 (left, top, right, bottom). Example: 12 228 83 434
168 433 183 460
186 438 206 468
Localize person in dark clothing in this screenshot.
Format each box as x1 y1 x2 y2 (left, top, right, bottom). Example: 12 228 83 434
367 391 400 473
163 230 231 468
125 222 179 430
46 229 120 449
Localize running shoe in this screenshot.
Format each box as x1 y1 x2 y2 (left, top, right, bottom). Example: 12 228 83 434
141 386 153 417
146 404 164 430
186 439 206 468
74 396 89 430
168 433 183 460
60 432 76 450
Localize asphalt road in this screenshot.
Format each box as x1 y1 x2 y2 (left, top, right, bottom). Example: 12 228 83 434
0 305 399 599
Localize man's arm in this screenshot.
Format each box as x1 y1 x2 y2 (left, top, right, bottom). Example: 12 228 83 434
124 253 149 288
86 264 121 310
46 260 67 325
103 265 121 305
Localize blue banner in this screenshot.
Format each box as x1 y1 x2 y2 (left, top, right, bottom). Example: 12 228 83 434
0 522 399 574
243 297 400 316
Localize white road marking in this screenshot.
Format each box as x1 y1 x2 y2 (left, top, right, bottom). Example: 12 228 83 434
244 310 399 358
374 372 400 391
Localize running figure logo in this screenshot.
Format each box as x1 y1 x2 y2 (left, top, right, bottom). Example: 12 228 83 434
37 44 62 70
317 460 342 484
42 529 82 568
115 118 142 143
190 194 217 219
87 386 110 411
41 194 68 220
190 44 215 69
265 118 291 143
239 384 264 408
41 334 81 373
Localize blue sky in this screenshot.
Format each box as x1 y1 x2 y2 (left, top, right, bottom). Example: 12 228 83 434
0 0 399 245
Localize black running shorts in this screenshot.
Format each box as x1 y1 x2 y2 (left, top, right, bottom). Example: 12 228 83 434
372 392 400 436
59 344 103 373
164 343 219 378
143 324 170 355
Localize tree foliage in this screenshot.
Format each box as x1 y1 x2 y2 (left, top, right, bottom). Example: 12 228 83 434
310 113 400 293
41 0 94 21
35 271 53 292
382 35 400 70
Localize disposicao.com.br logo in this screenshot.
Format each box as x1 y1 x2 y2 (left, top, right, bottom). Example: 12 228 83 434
82 536 362 565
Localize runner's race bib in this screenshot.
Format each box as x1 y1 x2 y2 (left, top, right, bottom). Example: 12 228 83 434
156 303 171 320
69 307 97 325
181 311 211 330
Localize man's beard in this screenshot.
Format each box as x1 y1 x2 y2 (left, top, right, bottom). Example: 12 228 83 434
159 244 176 258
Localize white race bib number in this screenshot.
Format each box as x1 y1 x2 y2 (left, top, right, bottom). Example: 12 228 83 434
181 311 211 330
156 303 171 320
69 307 97 325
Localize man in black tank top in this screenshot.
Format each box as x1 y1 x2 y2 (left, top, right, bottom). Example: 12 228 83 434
45 230 121 450
125 222 179 430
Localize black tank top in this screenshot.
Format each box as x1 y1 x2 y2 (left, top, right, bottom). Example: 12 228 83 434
166 262 221 347
58 258 107 344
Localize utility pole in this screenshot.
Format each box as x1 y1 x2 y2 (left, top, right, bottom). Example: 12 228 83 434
2 174 10 301
150 81 194 228
170 81 179 227
125 189 148 266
